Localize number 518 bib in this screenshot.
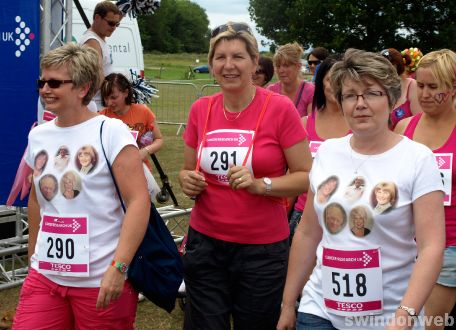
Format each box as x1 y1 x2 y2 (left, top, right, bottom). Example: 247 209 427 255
322 246 383 316
37 214 90 277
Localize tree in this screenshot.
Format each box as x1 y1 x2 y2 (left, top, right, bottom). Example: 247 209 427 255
249 0 456 53
138 0 210 53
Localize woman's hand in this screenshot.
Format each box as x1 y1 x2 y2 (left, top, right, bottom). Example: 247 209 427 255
227 165 261 194
96 266 126 309
276 305 297 330
180 170 207 198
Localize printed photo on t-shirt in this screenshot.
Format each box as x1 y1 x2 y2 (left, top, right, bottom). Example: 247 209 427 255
324 202 347 235
33 150 48 178
60 170 82 200
54 146 70 172
75 145 98 175
349 205 373 238
343 176 365 204
371 181 398 215
39 174 58 201
317 175 339 204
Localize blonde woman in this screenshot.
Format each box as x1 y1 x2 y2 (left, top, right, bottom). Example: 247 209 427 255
268 42 315 117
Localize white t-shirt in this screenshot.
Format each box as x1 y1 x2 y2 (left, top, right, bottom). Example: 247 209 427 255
79 30 113 110
299 135 443 329
25 115 136 287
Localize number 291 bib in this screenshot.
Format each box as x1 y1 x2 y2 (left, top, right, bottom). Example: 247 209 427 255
36 214 90 277
199 129 254 185
322 246 383 316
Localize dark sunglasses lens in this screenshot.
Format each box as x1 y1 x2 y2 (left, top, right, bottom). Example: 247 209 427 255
211 23 251 38
47 80 62 88
37 80 45 88
308 61 320 66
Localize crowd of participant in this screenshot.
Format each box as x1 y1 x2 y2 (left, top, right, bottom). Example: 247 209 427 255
8 10 455 330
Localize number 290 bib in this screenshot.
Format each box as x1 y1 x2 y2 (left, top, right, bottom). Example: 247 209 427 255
37 214 90 277
322 246 383 316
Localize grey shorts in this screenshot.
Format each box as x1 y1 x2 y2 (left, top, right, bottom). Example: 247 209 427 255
437 246 456 287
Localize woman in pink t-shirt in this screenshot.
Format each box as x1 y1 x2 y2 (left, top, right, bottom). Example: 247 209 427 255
179 22 312 330
267 42 315 117
395 49 456 329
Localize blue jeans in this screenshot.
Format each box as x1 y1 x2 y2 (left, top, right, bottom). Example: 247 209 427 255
296 312 337 330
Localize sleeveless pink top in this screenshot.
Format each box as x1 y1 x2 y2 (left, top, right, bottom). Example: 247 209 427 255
404 113 456 247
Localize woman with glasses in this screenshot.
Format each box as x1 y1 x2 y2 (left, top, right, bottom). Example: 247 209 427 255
13 43 150 329
252 56 274 87
395 49 456 330
278 49 445 330
268 42 315 117
179 22 312 330
381 48 422 129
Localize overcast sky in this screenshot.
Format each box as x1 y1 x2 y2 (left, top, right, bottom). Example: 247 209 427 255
191 0 270 51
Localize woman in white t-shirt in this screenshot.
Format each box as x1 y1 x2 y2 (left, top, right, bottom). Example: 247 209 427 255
277 49 445 330
13 44 150 330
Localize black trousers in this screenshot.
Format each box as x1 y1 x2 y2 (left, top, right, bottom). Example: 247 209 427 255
183 227 289 330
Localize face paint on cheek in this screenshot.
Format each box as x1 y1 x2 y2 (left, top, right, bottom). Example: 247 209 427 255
434 92 449 104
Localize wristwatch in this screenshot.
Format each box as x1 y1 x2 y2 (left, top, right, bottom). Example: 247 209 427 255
111 260 129 274
263 177 272 194
398 305 418 319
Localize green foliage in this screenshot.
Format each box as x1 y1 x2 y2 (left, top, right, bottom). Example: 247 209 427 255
138 0 210 53
249 0 456 53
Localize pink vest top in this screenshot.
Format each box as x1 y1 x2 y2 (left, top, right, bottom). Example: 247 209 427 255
404 113 456 247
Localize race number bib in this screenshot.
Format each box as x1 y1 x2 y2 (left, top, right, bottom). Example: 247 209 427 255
309 141 323 158
199 129 254 185
322 247 383 316
37 214 89 277
435 153 453 206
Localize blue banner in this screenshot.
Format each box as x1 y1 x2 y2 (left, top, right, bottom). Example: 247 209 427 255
0 1 40 205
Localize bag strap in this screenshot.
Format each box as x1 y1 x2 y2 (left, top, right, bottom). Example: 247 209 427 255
294 81 306 108
99 120 126 213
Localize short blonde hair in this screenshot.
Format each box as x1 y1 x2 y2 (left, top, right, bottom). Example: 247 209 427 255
417 49 456 91
41 43 102 105
208 22 259 67
273 42 303 67
372 182 397 205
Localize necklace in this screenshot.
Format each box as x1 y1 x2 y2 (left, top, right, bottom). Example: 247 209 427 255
350 145 373 174
223 89 256 121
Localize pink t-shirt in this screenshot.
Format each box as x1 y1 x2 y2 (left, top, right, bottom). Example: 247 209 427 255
267 81 315 117
184 87 307 244
404 113 456 247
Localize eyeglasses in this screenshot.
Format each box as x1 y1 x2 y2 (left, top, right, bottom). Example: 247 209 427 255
103 17 120 27
37 79 73 89
211 22 253 38
341 90 386 104
308 60 321 66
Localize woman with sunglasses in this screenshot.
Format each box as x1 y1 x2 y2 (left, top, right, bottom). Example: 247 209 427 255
381 48 422 129
252 56 274 87
288 55 350 242
268 42 315 117
13 43 150 329
395 49 456 330
278 49 444 330
179 22 312 330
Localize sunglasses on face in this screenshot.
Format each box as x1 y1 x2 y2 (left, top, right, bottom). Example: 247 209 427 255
211 22 253 38
37 79 73 89
103 17 120 27
308 60 321 66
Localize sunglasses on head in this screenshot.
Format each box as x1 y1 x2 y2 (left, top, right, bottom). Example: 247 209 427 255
308 60 321 66
211 22 253 38
103 17 120 27
37 79 73 89
380 49 391 60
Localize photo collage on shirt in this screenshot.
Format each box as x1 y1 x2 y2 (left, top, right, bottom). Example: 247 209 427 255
35 145 99 201
317 175 399 238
